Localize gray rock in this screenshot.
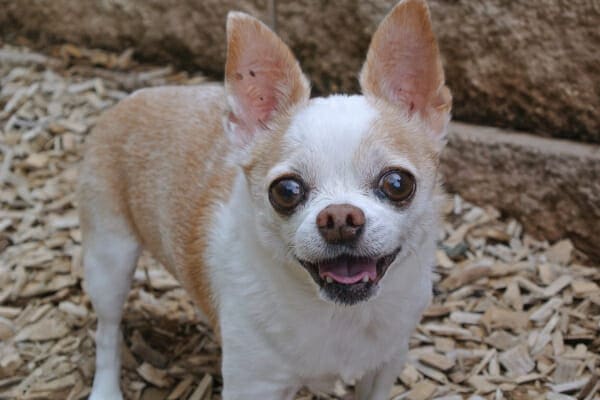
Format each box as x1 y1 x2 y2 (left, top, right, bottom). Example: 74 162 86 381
442 122 600 261
1 0 598 143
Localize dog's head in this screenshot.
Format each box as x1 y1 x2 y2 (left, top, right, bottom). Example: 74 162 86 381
224 0 451 305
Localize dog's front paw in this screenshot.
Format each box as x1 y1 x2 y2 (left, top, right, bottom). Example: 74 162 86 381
89 385 123 400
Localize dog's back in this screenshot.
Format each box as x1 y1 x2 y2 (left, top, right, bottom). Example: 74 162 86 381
78 84 230 326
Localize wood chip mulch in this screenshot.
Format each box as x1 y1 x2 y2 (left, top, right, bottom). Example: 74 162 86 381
0 44 598 400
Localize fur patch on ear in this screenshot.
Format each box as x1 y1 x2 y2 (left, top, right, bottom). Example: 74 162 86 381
225 12 310 143
360 0 452 139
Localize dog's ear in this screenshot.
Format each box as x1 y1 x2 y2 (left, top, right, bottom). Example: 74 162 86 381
225 12 310 145
360 0 451 139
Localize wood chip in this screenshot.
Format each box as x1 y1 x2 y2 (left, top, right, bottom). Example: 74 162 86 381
440 266 492 291
419 352 455 371
130 330 168 368
546 394 577 400
484 330 519 351
187 374 212 400
571 280 599 296
554 358 581 384
450 311 482 325
549 378 590 393
468 375 497 394
399 364 421 388
498 345 535 377
530 298 562 323
546 239 574 265
480 306 529 332
503 280 523 311
411 360 448 384
544 275 573 297
137 362 170 388
406 380 437 400
577 373 599 400
23 153 49 169
14 315 70 341
422 323 472 338
166 376 194 400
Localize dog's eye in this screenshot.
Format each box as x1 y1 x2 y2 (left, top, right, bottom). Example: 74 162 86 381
269 177 306 214
377 169 416 204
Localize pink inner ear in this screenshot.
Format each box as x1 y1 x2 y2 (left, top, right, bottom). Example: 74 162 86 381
389 71 425 114
360 0 451 136
233 61 281 128
371 28 440 116
225 13 309 138
383 35 438 114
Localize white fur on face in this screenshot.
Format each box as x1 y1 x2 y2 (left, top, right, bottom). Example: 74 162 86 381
258 95 437 273
213 93 440 392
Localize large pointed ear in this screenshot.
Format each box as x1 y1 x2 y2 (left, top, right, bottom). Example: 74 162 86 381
359 0 452 139
224 12 310 144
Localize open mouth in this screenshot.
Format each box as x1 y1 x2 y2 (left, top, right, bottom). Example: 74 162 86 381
298 248 401 305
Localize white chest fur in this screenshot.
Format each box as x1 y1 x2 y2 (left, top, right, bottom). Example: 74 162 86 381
207 175 434 391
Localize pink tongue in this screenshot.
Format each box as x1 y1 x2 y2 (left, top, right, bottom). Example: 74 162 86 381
318 257 377 284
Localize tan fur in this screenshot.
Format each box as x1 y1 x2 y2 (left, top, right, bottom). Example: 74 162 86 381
80 14 311 341
79 84 232 329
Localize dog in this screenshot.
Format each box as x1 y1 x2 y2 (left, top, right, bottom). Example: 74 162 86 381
78 0 451 398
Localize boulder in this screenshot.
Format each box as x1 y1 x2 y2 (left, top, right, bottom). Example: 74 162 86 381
1 0 598 143
442 122 600 261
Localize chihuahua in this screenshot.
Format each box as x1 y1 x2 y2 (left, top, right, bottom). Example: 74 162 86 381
79 0 451 398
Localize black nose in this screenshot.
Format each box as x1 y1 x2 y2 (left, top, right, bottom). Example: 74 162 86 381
316 204 365 244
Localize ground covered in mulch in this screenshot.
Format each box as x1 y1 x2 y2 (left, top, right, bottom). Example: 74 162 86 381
0 43 598 400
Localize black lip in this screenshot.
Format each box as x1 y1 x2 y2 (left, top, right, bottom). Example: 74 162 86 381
297 247 402 305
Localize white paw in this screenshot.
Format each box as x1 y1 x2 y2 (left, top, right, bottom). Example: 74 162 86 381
89 385 123 400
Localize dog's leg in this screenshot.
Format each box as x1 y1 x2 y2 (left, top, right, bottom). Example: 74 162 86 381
356 351 407 400
220 339 298 400
221 382 298 400
83 216 140 400
355 369 376 400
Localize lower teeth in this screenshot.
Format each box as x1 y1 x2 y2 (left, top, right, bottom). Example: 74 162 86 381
323 275 371 284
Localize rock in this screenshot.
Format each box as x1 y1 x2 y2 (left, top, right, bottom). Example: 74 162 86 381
0 0 598 143
442 123 600 262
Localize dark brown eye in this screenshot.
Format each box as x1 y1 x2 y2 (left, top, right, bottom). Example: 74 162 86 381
377 169 416 203
269 177 306 214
